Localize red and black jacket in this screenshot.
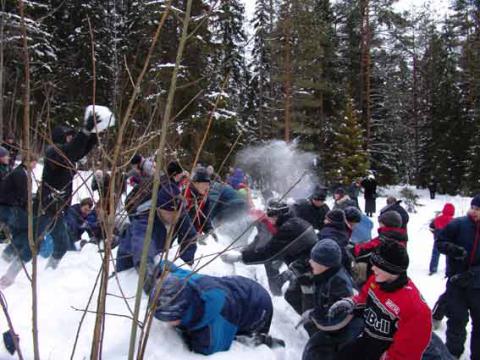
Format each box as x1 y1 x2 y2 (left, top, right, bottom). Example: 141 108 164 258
353 275 432 360
184 184 212 234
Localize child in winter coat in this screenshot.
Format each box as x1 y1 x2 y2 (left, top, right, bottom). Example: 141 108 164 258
300 239 364 360
149 262 282 355
329 241 432 360
429 203 455 275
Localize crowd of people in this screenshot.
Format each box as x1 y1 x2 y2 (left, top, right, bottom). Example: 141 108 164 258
0 115 479 359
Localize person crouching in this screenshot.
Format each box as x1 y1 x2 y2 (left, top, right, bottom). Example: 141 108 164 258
149 262 283 355
300 239 364 360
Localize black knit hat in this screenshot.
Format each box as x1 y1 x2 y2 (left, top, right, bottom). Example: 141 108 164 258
310 239 342 267
378 210 402 228
192 167 211 183
266 199 289 217
311 186 327 201
370 241 409 275
344 206 362 223
334 187 345 196
471 194 480 208
167 161 183 177
326 209 346 225
131 154 143 166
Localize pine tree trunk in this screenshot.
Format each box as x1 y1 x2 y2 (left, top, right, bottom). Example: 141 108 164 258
360 0 371 149
283 0 292 142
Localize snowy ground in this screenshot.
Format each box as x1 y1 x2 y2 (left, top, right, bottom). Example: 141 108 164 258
0 176 474 359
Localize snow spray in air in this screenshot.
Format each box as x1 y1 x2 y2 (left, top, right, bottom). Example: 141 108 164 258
235 139 321 201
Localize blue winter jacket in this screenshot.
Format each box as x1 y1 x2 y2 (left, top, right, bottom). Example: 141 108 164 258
437 215 480 278
208 182 247 222
350 215 374 244
64 204 89 241
116 178 197 272
153 263 273 355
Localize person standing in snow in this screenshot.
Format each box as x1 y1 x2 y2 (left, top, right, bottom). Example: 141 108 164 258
0 147 10 182
345 206 373 245
347 179 362 209
329 241 432 360
361 174 377 217
184 167 214 235
292 186 330 232
333 188 357 211
300 239 364 360
1 133 18 170
148 262 283 355
428 178 438 200
436 194 480 359
429 203 455 275
221 199 317 315
37 111 106 269
380 196 409 229
0 155 38 288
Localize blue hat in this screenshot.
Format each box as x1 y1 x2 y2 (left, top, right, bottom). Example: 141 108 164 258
472 194 480 208
310 239 342 267
152 274 190 322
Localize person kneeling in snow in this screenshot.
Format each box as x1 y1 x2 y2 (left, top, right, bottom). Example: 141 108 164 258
329 241 432 360
64 198 94 249
299 239 364 360
149 262 284 355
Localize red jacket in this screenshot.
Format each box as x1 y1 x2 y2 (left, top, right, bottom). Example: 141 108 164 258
184 184 210 233
433 203 455 230
354 275 432 360
354 227 407 258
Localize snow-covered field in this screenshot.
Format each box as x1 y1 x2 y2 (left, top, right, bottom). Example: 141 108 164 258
0 173 474 359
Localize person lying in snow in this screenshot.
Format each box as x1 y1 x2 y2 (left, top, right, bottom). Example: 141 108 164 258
148 262 284 355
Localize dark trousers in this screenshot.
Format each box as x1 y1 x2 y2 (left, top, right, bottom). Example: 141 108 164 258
0 206 31 262
335 334 389 360
302 317 364 360
37 213 72 260
264 261 284 296
433 290 448 321
284 279 304 315
430 190 436 199
445 282 480 358
429 242 441 273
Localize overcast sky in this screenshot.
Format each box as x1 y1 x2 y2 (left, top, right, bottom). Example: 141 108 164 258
241 0 452 21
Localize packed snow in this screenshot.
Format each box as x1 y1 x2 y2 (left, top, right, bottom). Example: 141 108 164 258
0 167 473 358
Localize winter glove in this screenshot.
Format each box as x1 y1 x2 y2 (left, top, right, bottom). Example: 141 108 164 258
84 111 100 132
295 309 313 329
220 251 243 264
3 330 18 355
328 298 355 319
444 243 468 260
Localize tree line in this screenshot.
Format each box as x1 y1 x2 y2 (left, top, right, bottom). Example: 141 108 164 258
1 0 479 194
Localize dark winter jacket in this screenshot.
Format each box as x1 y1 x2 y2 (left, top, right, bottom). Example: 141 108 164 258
353 274 432 360
0 164 30 209
353 227 408 259
2 140 18 169
152 262 273 355
437 215 480 278
208 182 248 222
310 266 356 332
185 184 213 233
64 204 89 241
0 163 9 182
361 178 377 200
380 201 410 229
241 211 317 267
318 222 350 248
292 199 330 231
318 223 352 272
41 127 97 212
